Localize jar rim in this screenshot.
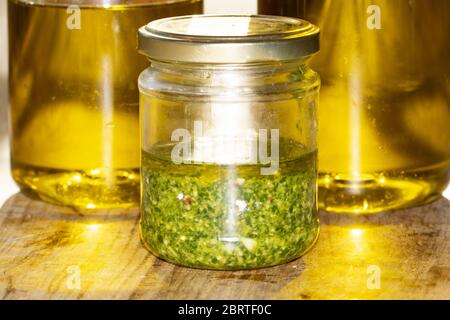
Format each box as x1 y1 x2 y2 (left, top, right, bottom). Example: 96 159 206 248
138 14 320 64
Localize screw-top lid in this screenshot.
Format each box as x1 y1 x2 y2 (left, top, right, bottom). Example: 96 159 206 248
138 15 320 63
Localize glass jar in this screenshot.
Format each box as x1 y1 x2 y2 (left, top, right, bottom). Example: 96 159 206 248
8 0 202 210
138 15 320 270
259 0 450 213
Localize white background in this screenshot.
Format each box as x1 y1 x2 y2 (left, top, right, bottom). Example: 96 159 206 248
0 0 448 204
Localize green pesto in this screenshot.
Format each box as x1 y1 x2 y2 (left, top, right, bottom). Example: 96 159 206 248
140 144 319 270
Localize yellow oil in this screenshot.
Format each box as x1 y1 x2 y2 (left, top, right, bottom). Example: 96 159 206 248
259 0 450 213
8 0 203 210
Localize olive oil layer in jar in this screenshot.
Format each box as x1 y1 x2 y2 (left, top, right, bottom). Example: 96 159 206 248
259 0 450 213
138 15 321 270
8 0 203 210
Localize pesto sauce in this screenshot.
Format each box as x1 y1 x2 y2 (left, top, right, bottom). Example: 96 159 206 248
140 143 319 270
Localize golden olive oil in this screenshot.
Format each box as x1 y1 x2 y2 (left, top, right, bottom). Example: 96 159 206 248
259 0 450 213
8 0 203 210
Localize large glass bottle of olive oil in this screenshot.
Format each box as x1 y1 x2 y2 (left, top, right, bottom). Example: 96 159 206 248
259 0 450 213
8 0 202 210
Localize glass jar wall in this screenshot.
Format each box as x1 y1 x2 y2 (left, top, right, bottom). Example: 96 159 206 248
138 15 320 269
8 0 202 210
259 0 450 213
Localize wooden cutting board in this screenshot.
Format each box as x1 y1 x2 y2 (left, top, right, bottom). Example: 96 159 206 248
0 192 449 299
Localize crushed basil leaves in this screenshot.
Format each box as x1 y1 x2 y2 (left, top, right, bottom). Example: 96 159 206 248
140 143 319 270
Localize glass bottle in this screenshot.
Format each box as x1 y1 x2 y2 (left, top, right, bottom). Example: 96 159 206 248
138 15 320 269
259 0 450 213
8 0 203 210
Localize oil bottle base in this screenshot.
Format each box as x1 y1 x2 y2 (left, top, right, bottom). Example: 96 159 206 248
319 163 450 214
12 164 140 211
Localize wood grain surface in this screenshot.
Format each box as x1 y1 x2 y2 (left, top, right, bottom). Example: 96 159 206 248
0 192 449 300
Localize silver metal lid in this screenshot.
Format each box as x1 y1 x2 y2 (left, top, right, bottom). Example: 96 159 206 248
138 15 320 63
